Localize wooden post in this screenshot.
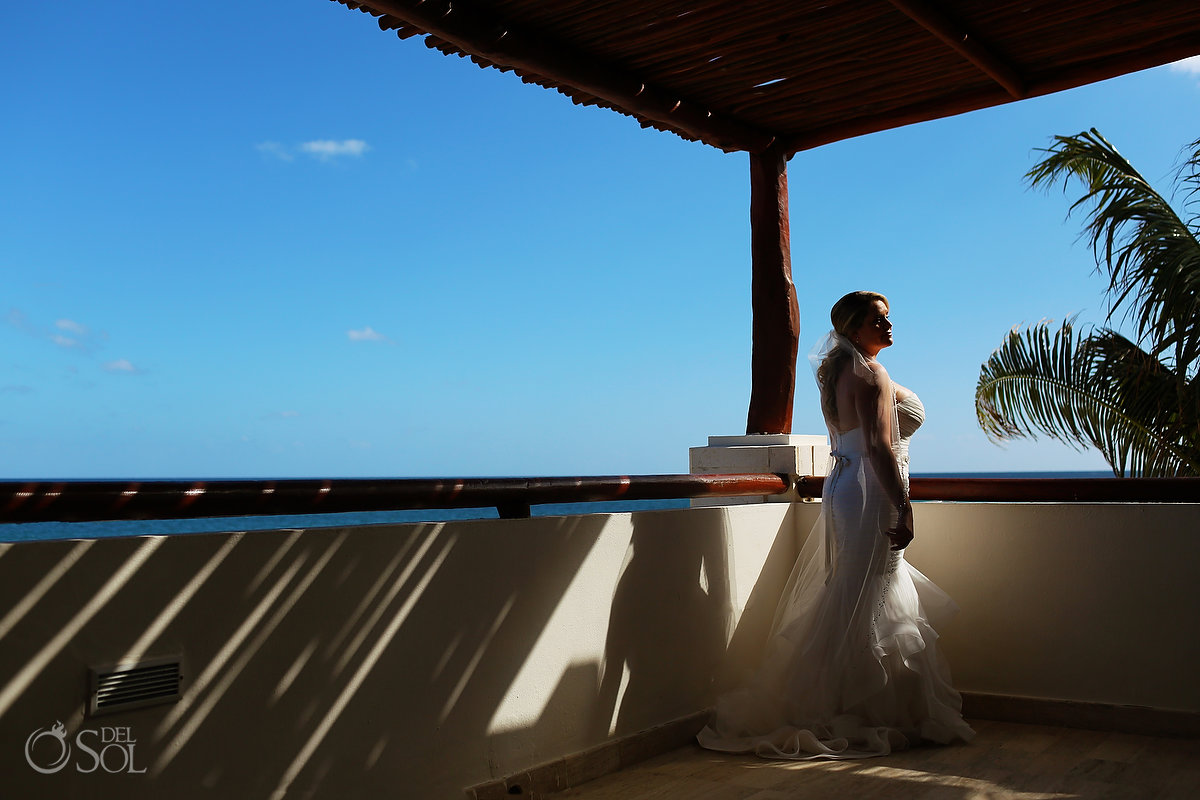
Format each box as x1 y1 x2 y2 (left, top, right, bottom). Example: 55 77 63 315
746 146 799 435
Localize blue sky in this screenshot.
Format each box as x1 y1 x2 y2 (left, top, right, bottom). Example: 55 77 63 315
3 3 1200 479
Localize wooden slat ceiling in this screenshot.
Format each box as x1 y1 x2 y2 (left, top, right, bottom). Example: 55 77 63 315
334 0 1200 154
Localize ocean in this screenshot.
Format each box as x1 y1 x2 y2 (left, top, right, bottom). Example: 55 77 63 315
0 471 1113 543
0 498 691 543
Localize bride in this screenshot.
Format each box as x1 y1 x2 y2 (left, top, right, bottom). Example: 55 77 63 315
698 290 975 759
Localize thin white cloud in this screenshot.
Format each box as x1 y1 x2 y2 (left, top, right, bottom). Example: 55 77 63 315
6 308 33 333
10 309 106 352
103 359 140 374
347 326 389 342
257 139 370 162
300 139 369 160
256 141 294 161
1169 55 1200 77
56 319 88 335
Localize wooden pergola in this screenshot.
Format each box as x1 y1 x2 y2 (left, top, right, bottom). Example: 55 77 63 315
334 0 1200 435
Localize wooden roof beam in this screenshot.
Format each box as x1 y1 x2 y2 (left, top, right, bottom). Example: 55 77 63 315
785 34 1200 154
355 0 778 153
887 0 1026 99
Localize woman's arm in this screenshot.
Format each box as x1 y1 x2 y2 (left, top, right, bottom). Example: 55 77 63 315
852 362 914 550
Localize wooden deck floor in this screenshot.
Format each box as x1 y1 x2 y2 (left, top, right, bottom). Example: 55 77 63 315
548 720 1200 799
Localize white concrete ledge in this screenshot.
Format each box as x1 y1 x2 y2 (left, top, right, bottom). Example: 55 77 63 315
689 434 830 505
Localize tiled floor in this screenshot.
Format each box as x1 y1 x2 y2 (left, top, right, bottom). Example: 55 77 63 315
548 720 1200 799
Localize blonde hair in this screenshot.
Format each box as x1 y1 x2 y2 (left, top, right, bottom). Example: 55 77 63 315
818 291 888 425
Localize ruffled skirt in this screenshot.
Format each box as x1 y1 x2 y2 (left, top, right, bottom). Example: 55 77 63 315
697 459 974 759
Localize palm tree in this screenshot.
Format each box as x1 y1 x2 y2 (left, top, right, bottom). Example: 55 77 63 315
975 129 1200 476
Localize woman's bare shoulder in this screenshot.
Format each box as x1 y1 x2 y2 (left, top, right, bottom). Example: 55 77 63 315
864 359 890 387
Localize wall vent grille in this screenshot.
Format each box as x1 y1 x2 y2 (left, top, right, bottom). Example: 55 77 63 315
89 657 182 716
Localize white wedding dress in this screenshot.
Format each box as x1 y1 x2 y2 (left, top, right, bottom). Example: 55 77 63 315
697 392 975 759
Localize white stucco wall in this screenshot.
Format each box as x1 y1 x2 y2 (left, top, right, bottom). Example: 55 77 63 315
0 504 800 800
904 502 1200 713
1 500 1195 799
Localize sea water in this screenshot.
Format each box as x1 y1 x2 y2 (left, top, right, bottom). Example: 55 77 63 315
0 498 692 543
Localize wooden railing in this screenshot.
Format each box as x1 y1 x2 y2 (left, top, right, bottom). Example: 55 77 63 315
797 476 1200 503
0 474 790 523
2 474 1196 525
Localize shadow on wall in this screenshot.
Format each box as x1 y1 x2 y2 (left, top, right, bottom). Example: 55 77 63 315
716 506 804 691
591 511 731 738
0 506 782 799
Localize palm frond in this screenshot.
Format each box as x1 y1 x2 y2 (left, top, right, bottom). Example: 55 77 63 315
975 320 1200 476
1083 330 1200 476
1026 129 1200 374
1179 137 1200 221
